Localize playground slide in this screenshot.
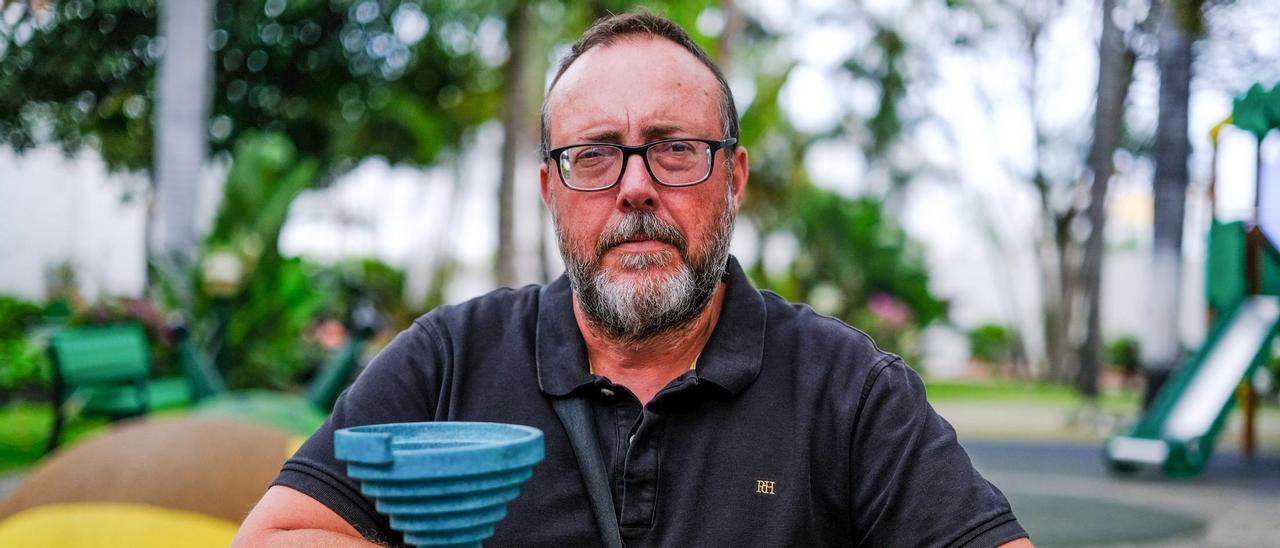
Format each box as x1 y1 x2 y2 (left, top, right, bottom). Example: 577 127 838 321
1106 295 1280 476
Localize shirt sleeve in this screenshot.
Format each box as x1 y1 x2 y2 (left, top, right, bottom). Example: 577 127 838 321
849 358 1028 548
271 320 445 546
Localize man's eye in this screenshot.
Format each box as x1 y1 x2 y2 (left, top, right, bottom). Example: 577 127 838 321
656 141 698 155
574 147 610 162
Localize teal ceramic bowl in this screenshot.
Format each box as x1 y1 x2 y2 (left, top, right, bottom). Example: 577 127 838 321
335 422 545 547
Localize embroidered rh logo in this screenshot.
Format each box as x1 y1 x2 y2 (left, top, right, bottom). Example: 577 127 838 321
756 479 776 495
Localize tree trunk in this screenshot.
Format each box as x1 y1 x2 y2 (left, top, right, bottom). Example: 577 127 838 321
151 0 213 304
497 1 534 287
151 0 213 301
1141 0 1196 406
1078 0 1137 398
719 0 745 69
1056 211 1079 383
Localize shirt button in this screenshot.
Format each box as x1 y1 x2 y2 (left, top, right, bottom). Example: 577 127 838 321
600 388 615 397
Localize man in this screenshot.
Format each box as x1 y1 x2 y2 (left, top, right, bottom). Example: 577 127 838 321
236 11 1031 548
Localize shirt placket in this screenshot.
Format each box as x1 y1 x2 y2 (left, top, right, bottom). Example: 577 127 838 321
619 406 664 529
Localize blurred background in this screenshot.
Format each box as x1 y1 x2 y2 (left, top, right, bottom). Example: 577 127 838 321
0 0 1278 546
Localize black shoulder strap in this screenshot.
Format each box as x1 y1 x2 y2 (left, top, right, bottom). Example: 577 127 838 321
550 396 625 548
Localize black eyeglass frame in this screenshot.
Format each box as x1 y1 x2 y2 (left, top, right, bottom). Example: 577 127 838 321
544 137 738 192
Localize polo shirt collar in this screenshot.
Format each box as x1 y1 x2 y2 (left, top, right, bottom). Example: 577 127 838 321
535 255 766 398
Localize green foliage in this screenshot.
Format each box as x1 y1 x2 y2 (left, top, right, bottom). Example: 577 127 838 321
0 294 178 393
207 132 317 259
1104 336 1141 372
220 257 332 388
0 0 506 172
0 337 49 392
192 132 330 388
968 323 1020 364
0 295 48 392
755 186 945 360
0 295 42 339
330 258 417 327
792 186 943 322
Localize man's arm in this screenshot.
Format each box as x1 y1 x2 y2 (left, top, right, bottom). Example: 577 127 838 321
849 358 1030 546
239 322 443 546
1001 538 1035 547
233 485 381 547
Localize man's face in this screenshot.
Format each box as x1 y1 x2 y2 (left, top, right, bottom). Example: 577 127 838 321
541 36 749 343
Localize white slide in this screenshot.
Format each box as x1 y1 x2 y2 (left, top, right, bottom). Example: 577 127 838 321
1107 295 1280 467
1162 295 1280 442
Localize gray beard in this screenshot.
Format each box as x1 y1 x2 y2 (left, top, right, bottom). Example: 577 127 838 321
553 183 736 346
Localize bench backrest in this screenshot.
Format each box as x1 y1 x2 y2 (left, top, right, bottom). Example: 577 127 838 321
50 324 152 386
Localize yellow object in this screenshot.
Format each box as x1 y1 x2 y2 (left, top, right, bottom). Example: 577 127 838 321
0 502 238 547
286 434 308 459
1209 115 1233 144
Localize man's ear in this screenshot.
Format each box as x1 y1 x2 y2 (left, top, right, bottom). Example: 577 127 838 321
730 145 749 212
540 162 552 207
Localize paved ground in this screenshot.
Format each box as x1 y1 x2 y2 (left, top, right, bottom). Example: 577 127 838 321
940 401 1280 547
0 473 21 502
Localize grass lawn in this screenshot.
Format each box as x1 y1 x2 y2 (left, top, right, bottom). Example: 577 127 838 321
0 403 110 474
0 401 193 475
924 378 1280 433
924 379 1143 413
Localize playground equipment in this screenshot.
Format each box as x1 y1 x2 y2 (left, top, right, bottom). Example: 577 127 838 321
0 310 374 544
44 319 232 452
166 300 377 435
1106 83 1280 476
41 308 371 452
1 302 377 544
0 417 304 547
335 422 545 547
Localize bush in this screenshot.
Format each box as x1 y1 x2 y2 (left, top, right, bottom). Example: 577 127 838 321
0 295 50 394
0 337 50 393
968 323 1019 364
752 188 946 363
0 295 42 339
1104 337 1141 374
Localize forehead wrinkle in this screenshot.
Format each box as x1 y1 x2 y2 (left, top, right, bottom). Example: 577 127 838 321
577 123 697 145
546 37 721 146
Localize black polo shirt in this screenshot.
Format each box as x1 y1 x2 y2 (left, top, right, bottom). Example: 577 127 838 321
273 256 1027 547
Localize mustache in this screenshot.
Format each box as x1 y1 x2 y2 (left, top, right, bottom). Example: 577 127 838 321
594 212 687 258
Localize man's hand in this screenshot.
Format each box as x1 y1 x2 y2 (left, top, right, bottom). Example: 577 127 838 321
233 485 381 547
999 537 1035 548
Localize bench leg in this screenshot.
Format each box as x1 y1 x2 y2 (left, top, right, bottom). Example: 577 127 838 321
46 404 63 454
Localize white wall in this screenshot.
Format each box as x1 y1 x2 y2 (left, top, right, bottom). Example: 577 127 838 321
0 146 148 301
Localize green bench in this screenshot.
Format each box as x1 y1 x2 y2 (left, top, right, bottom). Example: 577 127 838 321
45 324 191 452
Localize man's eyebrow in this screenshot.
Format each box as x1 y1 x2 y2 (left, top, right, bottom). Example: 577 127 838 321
576 124 689 144
580 129 624 143
641 124 683 141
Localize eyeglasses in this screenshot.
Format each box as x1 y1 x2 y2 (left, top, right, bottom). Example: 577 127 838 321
545 138 737 192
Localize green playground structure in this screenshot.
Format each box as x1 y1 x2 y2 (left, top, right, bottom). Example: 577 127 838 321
177 303 377 435
1105 83 1280 477
43 303 377 450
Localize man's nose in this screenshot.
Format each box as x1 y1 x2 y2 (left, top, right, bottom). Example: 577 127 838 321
615 153 660 211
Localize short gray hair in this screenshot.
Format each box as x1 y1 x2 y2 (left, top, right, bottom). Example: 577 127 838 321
539 10 739 156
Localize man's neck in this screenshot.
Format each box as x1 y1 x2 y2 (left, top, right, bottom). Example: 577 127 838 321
573 282 726 406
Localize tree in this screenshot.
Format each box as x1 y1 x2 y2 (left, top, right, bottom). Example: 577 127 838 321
496 1 535 287
1000 0 1083 382
1142 0 1202 404
1078 0 1137 397
150 0 213 300
0 0 512 314
0 0 505 173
